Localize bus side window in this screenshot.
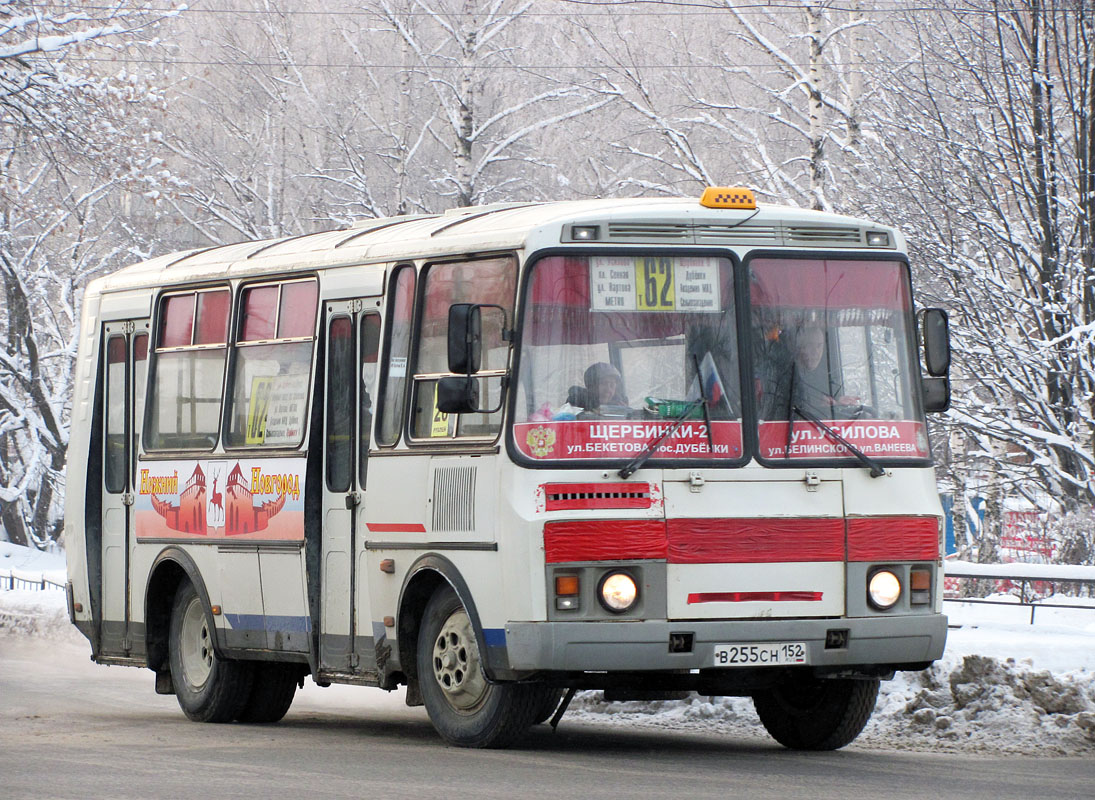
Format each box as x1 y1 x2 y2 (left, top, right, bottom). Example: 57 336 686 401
225 279 318 448
326 316 354 493
410 257 515 440
359 313 381 486
133 333 148 468
146 288 230 451
104 335 127 493
376 266 416 446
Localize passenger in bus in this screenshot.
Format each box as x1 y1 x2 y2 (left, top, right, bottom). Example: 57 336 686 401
570 362 632 419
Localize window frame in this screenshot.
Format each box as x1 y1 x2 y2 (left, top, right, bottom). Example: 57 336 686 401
743 250 932 471
144 285 232 454
375 264 418 448
406 254 517 446
223 276 319 451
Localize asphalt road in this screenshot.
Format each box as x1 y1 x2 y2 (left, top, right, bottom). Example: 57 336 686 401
1 637 1092 800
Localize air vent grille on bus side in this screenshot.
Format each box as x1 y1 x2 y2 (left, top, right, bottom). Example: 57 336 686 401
432 466 476 532
693 223 783 244
543 482 654 511
607 223 692 241
784 225 863 244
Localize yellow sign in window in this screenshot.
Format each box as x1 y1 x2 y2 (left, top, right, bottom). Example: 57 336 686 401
246 377 274 444
636 257 675 311
431 382 452 437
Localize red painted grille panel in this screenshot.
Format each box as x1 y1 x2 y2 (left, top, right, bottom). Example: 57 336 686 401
543 520 667 563
847 516 939 561
667 518 845 564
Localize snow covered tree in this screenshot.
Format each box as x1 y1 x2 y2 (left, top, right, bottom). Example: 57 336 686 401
859 1 1095 523
0 1 178 546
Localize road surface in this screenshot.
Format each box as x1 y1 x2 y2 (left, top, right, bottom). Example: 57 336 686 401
1 637 1091 799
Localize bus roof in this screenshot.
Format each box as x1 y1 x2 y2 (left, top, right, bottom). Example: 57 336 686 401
88 196 903 296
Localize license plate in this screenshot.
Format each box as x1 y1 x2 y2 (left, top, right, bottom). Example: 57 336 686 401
712 642 809 667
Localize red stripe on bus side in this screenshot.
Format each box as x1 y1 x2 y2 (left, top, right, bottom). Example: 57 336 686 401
687 591 823 604
667 518 845 564
543 520 667 563
846 516 939 561
365 523 428 534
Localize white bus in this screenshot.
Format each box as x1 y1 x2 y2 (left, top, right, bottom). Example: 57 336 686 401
65 188 952 749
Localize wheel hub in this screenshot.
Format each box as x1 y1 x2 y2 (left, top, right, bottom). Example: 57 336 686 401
431 608 488 712
179 595 214 690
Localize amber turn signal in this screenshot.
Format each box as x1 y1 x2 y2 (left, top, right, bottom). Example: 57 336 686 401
555 575 579 596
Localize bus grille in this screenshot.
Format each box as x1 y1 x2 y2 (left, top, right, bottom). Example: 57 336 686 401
432 466 476 531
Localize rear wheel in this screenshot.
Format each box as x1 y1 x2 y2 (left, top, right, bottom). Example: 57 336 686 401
237 663 299 723
417 586 547 748
753 676 879 750
168 583 252 723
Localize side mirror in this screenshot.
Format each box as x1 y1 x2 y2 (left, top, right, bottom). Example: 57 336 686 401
436 376 480 414
448 304 482 375
922 376 950 413
921 308 950 377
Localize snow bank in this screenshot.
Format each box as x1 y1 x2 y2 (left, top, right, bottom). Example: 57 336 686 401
2 543 1094 755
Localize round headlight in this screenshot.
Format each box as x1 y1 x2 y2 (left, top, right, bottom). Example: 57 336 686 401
598 572 639 613
868 569 902 610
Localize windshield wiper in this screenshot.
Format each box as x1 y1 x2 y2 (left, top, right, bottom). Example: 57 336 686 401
618 397 705 479
791 404 886 479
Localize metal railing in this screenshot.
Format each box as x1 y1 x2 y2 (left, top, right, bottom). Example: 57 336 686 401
944 562 1095 624
0 570 66 592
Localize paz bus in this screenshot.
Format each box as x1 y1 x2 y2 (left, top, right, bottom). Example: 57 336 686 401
65 188 952 750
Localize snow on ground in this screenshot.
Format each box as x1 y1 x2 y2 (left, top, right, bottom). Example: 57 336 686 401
2 543 1094 755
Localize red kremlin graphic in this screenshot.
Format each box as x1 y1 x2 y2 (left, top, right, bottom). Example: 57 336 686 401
150 463 286 536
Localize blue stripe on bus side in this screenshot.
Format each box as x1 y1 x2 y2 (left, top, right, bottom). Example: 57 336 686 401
224 614 312 633
482 628 506 647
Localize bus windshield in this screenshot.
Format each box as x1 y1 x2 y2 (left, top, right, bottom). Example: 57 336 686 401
513 255 743 463
750 257 929 463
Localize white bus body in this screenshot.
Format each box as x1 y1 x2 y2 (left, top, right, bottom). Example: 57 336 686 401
65 191 950 749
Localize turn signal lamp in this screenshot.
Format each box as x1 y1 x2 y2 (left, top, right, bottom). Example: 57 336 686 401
555 574 580 611
910 568 932 605
700 186 756 210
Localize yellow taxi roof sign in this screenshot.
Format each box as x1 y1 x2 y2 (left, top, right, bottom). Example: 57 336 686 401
700 186 756 210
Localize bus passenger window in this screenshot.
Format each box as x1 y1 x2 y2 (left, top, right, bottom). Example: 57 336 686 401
326 316 354 493
226 279 318 448
146 288 230 451
104 335 127 493
359 313 381 485
377 266 415 446
411 257 515 440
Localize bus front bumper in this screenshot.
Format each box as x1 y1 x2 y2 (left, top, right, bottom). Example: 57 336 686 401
503 613 947 674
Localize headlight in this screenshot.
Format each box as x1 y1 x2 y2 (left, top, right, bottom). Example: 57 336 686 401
868 569 902 610
598 571 639 613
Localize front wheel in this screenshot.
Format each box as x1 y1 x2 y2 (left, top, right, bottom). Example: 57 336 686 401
752 676 879 750
417 586 547 748
168 583 252 723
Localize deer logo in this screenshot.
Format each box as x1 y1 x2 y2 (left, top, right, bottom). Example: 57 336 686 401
210 476 223 523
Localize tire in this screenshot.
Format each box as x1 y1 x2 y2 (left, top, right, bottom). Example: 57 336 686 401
168 583 253 723
531 689 567 725
417 586 547 748
237 663 299 723
752 676 879 751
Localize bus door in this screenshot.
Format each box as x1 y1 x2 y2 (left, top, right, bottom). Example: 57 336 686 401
320 299 382 673
100 320 150 655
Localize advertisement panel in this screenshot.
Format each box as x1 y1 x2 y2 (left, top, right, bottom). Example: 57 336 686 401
135 457 305 541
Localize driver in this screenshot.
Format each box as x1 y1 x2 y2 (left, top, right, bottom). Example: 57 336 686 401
788 324 834 418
